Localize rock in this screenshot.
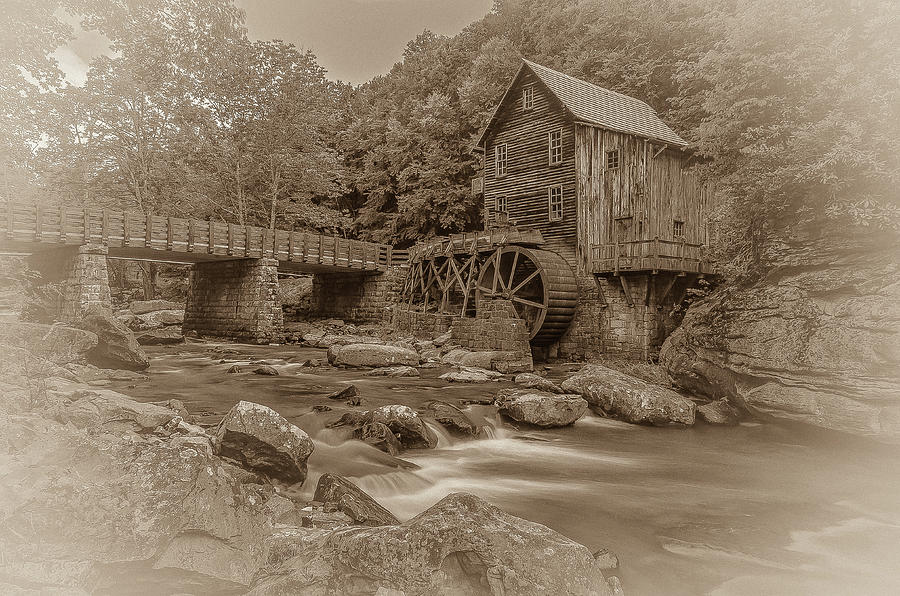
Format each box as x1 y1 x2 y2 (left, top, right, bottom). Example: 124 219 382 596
128 309 185 331
370 404 436 449
305 333 384 349
226 364 243 373
433 331 452 346
332 405 436 451
439 366 503 383
660 223 900 442
593 548 620 570
64 363 148 383
325 384 359 401
313 473 399 526
73 308 150 371
364 365 420 377
496 390 588 427
353 422 402 456
1 322 99 367
253 365 279 376
312 404 332 413
562 364 695 426
327 343 420 368
421 400 481 437
252 492 611 595
607 575 625 596
515 372 564 393
129 299 182 314
135 327 184 345
213 401 314 485
440 347 472 366
56 389 181 433
697 399 742 425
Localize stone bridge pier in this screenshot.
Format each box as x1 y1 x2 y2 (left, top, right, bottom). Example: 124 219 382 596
26 243 113 322
182 258 283 344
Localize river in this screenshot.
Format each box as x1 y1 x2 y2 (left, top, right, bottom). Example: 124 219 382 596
111 341 900 596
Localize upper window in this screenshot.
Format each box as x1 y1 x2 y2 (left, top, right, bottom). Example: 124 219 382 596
673 220 685 239
606 149 620 170
548 129 562 165
522 85 534 110
548 185 564 222
495 195 508 214
494 144 508 177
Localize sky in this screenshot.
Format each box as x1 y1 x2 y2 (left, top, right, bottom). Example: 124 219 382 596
54 0 494 86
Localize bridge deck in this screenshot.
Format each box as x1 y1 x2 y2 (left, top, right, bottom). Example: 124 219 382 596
1 202 406 273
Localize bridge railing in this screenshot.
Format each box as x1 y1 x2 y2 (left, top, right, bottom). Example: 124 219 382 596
2 201 405 272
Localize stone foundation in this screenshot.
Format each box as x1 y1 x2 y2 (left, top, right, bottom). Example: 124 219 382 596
183 258 283 343
391 307 454 336
311 267 404 323
451 299 532 356
27 243 112 321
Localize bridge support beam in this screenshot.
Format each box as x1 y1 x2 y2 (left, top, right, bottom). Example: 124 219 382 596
183 258 283 343
26 243 112 322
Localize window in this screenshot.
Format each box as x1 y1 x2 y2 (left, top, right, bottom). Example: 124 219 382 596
548 129 562 165
522 85 534 110
606 149 620 170
548 185 564 222
673 220 685 239
495 195 508 214
494 144 508 177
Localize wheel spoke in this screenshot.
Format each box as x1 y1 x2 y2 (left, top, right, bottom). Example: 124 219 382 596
476 284 495 296
510 269 540 294
508 251 519 289
512 296 547 310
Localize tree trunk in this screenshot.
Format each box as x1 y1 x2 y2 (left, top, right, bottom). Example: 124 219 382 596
139 261 158 300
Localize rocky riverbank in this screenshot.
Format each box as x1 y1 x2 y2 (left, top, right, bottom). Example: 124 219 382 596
1 318 631 595
660 223 900 443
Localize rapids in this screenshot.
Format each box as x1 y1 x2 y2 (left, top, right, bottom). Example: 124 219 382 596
111 341 900 596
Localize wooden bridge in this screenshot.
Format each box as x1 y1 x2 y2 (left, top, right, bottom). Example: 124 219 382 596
0 201 407 273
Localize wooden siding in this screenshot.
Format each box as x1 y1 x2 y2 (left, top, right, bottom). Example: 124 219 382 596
483 70 578 265
575 124 711 274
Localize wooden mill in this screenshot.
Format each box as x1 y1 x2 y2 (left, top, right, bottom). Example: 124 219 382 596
401 59 713 357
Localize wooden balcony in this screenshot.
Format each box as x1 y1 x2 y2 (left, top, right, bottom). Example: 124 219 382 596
590 237 714 275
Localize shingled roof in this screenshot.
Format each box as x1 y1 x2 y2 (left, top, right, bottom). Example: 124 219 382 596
476 59 688 149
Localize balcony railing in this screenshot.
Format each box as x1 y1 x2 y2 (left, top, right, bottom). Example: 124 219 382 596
590 237 713 274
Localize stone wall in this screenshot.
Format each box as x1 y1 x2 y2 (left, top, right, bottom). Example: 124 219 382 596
27 244 112 321
311 267 404 323
183 258 282 343
391 307 454 336
451 299 531 355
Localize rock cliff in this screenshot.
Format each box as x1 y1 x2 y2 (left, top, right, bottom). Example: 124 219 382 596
660 223 900 442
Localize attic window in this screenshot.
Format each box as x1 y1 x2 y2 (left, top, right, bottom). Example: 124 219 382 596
522 85 534 110
673 220 685 239
548 185 563 222
606 150 620 170
494 144 508 177
548 129 562 165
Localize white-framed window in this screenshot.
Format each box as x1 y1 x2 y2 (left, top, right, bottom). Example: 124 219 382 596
522 85 534 110
548 129 562 165
495 195 508 214
606 149 620 170
494 143 508 177
548 185 564 222
673 220 685 239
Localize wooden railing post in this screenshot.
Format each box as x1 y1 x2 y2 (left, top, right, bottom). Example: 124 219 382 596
123 213 131 247
227 224 234 256
101 210 108 242
166 216 174 250
34 205 42 242
288 231 295 261
145 212 153 248
207 220 214 254
187 219 195 252
58 206 67 243
83 209 90 242
244 226 251 257
5 201 13 240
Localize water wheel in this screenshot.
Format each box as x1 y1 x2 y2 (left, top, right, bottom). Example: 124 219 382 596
475 246 577 344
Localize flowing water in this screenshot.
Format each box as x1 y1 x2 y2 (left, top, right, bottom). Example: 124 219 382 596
113 341 900 596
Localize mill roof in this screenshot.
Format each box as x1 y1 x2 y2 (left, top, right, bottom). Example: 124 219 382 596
476 59 688 149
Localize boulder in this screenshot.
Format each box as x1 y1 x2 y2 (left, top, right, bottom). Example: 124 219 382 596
325 384 359 401
364 365 419 377
659 223 900 442
697 399 742 425
1 322 98 365
226 364 243 373
128 299 182 315
421 400 481 437
304 333 384 349
370 404 437 449
135 327 184 345
253 365 279 376
562 364 695 426
515 372 564 394
496 390 588 427
251 492 612 595
74 309 150 371
353 422 401 456
593 548 620 571
313 474 399 526
433 331 452 346
57 389 181 432
328 343 420 368
213 401 314 485
131 309 184 330
440 366 503 383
